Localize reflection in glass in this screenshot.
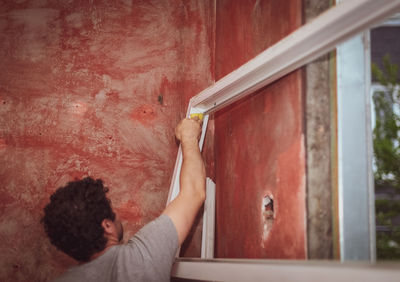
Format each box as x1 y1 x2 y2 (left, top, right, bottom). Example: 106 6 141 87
371 18 400 259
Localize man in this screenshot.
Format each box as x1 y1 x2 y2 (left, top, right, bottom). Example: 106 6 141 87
42 117 205 282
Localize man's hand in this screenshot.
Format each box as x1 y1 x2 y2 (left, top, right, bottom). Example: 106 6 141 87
175 117 202 143
163 117 206 246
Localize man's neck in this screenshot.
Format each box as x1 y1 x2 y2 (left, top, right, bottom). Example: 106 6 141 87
90 238 120 261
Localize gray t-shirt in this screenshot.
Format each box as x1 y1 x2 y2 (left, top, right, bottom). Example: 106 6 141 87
54 214 178 282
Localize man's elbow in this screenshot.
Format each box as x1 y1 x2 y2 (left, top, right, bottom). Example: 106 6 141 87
197 186 206 204
190 181 206 205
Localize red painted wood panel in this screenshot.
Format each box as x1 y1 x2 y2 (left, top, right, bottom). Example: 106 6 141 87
214 0 307 259
0 1 213 280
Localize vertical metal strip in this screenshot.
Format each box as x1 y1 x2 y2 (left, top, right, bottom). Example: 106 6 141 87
363 31 376 262
336 28 375 261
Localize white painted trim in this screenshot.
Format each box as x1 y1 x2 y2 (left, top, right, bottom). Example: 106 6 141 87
171 259 400 281
201 178 216 259
166 147 182 205
189 0 400 114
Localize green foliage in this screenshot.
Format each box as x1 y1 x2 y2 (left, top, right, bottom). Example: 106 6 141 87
375 198 400 260
372 54 400 188
373 54 400 260
376 227 400 260
376 199 400 214
372 54 399 87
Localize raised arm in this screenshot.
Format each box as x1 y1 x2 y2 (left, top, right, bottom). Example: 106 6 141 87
162 117 206 245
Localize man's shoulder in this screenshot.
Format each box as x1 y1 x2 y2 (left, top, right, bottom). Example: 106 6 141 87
53 246 121 282
53 215 178 282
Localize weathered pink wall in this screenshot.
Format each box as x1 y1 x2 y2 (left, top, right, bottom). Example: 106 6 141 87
0 0 308 279
0 1 213 281
214 0 307 259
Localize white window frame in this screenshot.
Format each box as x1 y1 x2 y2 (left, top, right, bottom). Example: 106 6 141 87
172 258 400 281
166 0 400 280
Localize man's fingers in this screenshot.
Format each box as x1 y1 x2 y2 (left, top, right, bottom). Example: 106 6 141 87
189 116 203 127
191 117 202 127
175 116 202 142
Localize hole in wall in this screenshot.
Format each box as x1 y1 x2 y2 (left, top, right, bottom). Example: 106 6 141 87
263 195 274 219
262 194 275 244
158 94 163 105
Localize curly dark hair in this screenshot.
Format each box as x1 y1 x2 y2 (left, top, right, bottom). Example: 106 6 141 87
42 177 116 262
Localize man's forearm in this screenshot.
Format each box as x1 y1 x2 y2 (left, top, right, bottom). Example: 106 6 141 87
162 118 206 245
180 137 206 201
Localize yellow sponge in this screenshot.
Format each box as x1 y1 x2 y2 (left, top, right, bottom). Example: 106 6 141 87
189 113 204 121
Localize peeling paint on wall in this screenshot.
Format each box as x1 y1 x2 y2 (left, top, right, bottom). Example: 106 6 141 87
0 1 213 280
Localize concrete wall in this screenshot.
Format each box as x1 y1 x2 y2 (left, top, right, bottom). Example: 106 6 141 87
213 0 307 259
0 1 213 281
304 0 336 260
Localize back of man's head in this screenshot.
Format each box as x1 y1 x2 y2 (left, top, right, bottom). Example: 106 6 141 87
42 177 115 262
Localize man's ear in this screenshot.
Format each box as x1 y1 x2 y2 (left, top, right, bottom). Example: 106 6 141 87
101 219 114 235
